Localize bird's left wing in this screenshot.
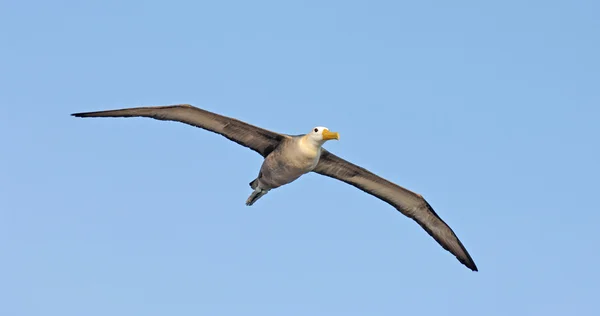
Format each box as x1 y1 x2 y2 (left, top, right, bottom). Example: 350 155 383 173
313 149 478 271
72 104 287 157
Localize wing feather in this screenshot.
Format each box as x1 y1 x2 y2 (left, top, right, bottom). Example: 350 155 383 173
72 104 287 157
314 149 478 271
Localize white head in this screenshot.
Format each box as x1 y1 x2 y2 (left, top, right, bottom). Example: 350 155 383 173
304 126 340 146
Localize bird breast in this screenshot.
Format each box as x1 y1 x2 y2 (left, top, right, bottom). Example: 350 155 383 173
289 138 321 171
258 139 321 189
264 137 320 174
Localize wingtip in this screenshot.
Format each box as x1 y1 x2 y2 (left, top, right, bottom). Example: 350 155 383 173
463 259 478 272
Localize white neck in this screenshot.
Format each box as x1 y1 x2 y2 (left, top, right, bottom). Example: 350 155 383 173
299 135 323 156
301 134 324 148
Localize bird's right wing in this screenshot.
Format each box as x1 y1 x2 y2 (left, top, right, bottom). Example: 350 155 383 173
72 104 288 157
313 149 478 271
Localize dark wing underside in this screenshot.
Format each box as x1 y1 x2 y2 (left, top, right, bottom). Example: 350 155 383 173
313 149 478 271
72 104 287 157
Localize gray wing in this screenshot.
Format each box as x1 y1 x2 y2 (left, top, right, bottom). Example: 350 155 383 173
72 104 287 157
313 149 478 271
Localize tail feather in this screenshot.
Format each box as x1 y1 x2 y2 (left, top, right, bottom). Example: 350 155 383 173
246 189 268 206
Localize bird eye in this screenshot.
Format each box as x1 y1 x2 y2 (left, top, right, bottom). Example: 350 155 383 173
314 128 319 133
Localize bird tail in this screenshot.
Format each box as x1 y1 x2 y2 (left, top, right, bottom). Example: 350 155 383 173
246 188 268 206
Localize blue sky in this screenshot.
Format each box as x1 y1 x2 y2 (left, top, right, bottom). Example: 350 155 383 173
1 0 599 315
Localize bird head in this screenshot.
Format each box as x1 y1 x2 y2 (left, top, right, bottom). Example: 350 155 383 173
307 126 340 145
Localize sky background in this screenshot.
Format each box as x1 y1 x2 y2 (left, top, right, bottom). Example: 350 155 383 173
1 0 599 315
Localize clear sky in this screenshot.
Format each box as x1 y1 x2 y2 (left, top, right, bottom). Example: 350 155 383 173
1 0 599 315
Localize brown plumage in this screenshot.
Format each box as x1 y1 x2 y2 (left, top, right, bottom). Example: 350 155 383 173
72 104 478 271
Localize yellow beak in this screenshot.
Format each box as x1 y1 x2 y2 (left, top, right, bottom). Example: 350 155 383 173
322 129 340 141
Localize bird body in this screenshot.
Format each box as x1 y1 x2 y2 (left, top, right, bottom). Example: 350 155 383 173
257 135 321 189
72 104 478 271
246 128 337 205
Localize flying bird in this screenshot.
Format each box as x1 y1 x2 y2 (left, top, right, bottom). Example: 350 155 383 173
72 104 478 271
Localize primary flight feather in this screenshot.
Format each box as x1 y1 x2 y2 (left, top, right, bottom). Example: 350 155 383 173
72 104 478 271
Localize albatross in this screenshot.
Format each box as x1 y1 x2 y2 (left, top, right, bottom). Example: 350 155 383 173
71 104 478 271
